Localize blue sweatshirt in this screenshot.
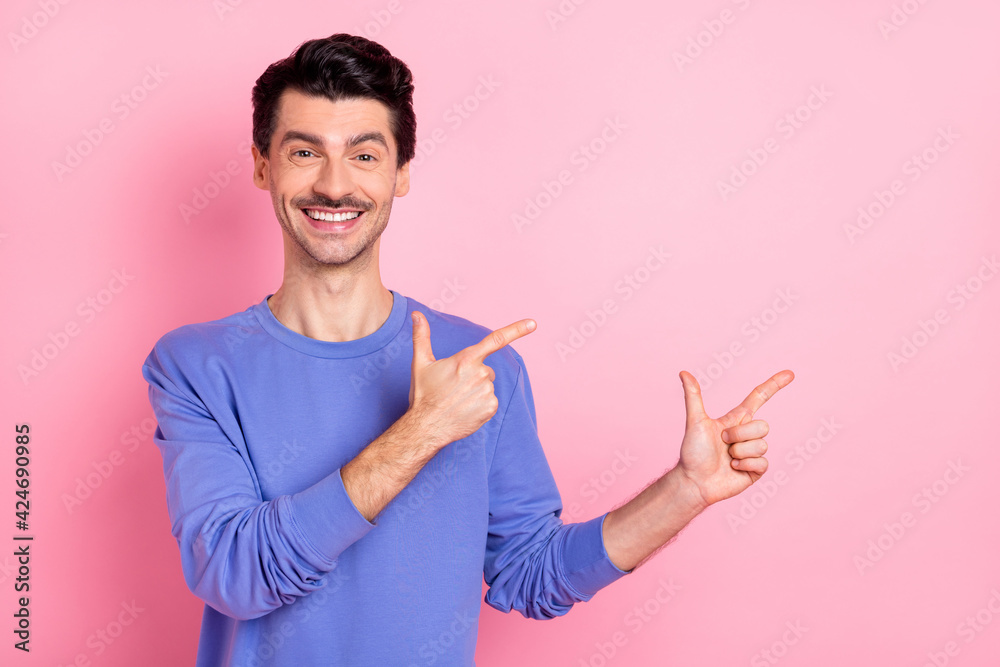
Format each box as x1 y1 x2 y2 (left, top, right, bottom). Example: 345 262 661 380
141 290 630 666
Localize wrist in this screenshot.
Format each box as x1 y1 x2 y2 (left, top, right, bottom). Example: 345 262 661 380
396 408 447 455
666 465 711 515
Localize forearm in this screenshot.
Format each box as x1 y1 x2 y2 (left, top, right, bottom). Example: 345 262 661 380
341 409 444 522
601 466 708 572
163 409 443 620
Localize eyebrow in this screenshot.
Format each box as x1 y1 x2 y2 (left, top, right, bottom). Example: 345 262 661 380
278 130 389 151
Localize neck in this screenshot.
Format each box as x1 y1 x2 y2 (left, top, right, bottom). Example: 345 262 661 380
267 259 393 343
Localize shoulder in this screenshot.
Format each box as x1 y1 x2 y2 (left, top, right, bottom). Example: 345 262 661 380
143 302 260 377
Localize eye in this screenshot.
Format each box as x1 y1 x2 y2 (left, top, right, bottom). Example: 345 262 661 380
293 149 316 158
356 154 375 162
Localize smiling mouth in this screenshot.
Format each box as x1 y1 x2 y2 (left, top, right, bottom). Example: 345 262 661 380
302 208 363 223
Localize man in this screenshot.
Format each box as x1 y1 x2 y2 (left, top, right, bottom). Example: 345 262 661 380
141 33 794 666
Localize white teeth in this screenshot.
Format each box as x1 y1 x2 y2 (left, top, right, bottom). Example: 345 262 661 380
305 209 362 222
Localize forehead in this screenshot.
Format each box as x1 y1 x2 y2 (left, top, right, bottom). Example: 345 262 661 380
274 88 394 149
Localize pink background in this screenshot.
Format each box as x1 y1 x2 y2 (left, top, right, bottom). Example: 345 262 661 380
3 0 999 665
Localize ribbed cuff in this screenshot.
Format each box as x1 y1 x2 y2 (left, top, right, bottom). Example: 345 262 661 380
286 467 377 567
560 512 631 600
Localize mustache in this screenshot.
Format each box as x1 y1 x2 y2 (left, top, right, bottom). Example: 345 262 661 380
294 196 372 211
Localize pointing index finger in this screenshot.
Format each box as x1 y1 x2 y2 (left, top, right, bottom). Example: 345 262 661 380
727 369 795 423
464 319 536 362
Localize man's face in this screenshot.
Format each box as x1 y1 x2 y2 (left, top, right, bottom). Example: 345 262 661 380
252 88 410 270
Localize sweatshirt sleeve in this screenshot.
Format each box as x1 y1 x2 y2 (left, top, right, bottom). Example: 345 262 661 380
141 338 376 621
482 353 631 620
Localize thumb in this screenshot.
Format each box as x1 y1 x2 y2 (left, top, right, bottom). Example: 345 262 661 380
411 311 436 368
679 370 708 428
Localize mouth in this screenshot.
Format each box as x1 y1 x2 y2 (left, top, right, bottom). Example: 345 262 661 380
300 207 365 232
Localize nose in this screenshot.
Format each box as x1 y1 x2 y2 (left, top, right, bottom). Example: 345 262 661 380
312 155 355 202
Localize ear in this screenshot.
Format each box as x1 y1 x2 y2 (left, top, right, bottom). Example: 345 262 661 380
394 160 411 197
251 143 269 191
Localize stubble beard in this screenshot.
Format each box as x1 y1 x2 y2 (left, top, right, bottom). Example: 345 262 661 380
272 188 393 272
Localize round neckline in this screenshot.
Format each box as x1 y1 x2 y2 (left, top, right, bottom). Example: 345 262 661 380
251 289 407 359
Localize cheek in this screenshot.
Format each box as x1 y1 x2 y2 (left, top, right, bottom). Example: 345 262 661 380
274 172 315 203
369 174 396 202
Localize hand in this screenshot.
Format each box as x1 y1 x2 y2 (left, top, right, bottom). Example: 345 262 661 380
408 311 536 449
675 369 795 508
